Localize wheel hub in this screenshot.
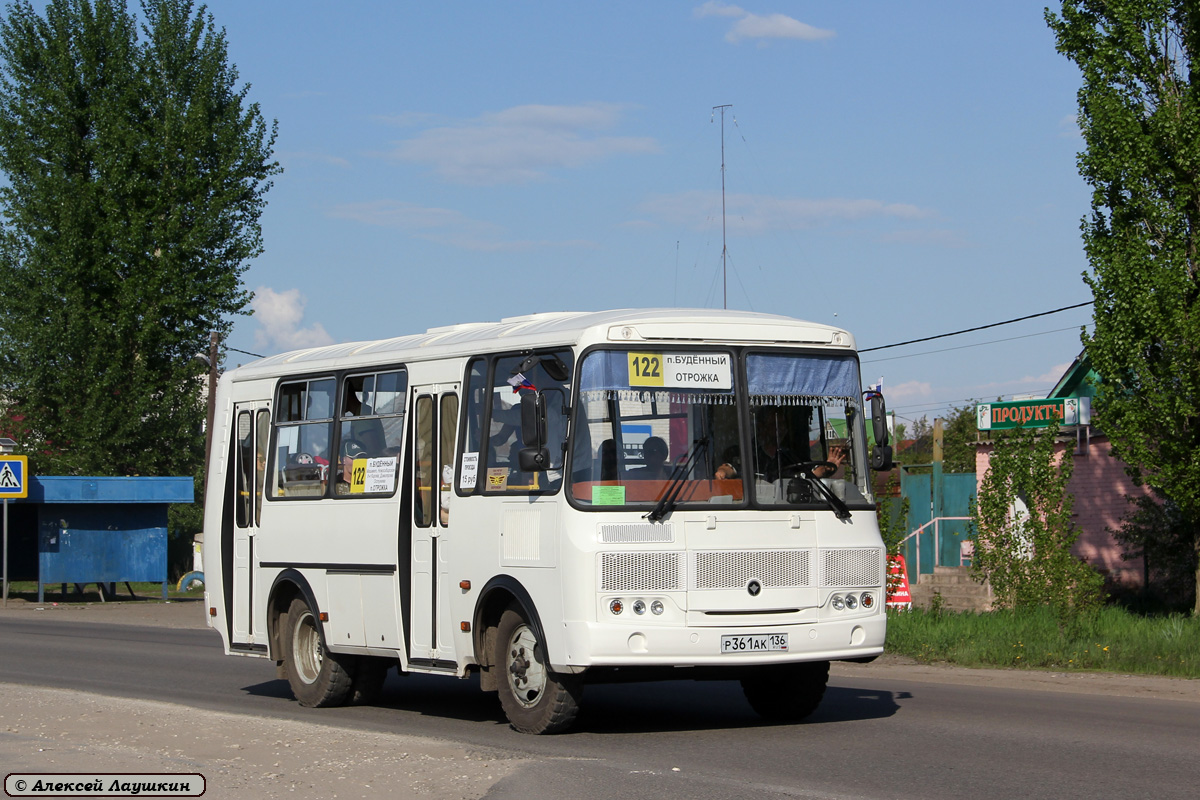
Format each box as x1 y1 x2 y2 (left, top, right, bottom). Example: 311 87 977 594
293 611 323 685
505 624 546 708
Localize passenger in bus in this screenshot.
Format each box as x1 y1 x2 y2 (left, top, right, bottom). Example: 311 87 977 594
715 406 845 481
632 436 671 480
336 439 368 494
357 425 386 457
256 448 267 508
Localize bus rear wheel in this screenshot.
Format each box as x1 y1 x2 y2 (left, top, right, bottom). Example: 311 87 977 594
495 607 581 734
741 660 830 722
349 657 391 705
282 596 354 707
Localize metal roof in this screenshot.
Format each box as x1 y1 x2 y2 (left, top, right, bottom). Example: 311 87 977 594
228 308 854 381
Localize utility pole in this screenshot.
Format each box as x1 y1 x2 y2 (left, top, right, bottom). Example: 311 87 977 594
712 104 732 309
205 331 219 467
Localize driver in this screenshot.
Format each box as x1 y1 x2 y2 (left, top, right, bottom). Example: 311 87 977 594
715 405 844 481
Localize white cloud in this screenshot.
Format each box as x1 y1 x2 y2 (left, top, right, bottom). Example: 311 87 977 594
251 286 334 353
1021 362 1074 386
887 380 934 403
639 190 933 233
328 200 595 253
1058 113 1082 139
383 103 659 185
966 360 1076 398
695 2 834 44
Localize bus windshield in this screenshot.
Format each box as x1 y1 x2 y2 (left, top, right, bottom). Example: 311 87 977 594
568 349 874 512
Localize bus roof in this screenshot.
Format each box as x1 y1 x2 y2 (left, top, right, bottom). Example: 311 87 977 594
228 308 855 380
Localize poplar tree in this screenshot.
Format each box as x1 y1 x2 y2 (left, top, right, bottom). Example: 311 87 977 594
0 0 278 476
1047 1 1200 613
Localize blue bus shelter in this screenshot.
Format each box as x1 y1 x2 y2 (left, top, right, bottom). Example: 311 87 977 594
14 476 194 601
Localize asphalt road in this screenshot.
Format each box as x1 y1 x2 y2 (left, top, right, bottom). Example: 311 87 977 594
1 613 1197 800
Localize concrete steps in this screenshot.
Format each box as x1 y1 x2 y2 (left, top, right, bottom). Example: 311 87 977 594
910 566 993 612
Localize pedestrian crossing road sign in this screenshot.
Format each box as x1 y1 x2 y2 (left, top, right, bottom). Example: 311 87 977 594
0 455 27 499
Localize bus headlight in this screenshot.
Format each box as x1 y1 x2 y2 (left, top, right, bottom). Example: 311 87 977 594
845 594 858 610
632 600 646 615
650 600 664 615
831 594 845 611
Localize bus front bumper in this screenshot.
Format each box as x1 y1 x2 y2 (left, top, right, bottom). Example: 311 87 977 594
556 614 886 669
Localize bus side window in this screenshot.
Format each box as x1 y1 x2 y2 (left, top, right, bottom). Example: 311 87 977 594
485 351 572 493
456 358 488 495
255 410 269 524
438 394 457 524
414 395 434 527
335 369 406 497
272 378 335 499
235 411 253 527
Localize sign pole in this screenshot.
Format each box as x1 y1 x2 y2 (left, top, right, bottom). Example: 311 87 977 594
3 497 8 607
0 450 29 606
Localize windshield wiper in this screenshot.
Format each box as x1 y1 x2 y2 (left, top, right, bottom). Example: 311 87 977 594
645 437 709 523
806 475 852 521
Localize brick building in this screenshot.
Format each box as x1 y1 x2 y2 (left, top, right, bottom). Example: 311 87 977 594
974 353 1152 589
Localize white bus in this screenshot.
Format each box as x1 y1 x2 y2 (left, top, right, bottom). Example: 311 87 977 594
202 309 894 734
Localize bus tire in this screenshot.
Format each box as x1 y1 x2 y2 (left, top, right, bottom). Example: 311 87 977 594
495 606 581 734
282 596 354 708
349 657 391 705
741 660 830 722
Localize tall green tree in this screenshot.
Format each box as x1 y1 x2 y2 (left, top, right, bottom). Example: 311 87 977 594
1047 1 1200 613
0 0 278 477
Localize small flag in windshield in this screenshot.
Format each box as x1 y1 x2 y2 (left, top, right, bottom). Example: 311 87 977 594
507 372 536 393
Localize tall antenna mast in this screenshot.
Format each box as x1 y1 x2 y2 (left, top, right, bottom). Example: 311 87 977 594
713 104 732 309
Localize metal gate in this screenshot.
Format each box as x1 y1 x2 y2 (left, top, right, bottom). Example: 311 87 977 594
900 467 976 575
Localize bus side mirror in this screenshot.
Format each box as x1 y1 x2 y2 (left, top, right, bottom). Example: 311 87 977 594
870 393 893 471
520 392 546 447
519 392 549 471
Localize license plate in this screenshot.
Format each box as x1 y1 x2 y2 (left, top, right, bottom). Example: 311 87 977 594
720 633 788 653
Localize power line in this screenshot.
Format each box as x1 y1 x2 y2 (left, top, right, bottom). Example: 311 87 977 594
860 301 1093 353
862 325 1086 364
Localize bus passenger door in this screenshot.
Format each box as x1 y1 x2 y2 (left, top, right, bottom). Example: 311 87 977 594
231 403 270 645
409 385 459 668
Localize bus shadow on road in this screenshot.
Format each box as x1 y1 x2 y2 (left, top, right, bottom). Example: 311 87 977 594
240 671 505 725
239 673 908 734
571 681 906 734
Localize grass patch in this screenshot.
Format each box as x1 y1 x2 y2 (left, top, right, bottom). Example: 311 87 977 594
886 605 1200 679
1 580 203 603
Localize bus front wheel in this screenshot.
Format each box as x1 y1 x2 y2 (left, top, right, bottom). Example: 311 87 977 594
741 660 830 722
494 606 582 734
282 596 354 707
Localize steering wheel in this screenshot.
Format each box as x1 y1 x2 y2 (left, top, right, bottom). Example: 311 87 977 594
780 461 836 480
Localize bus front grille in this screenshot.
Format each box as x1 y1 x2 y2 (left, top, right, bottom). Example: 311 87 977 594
600 552 682 592
598 522 675 543
694 550 811 589
597 548 883 594
821 548 883 587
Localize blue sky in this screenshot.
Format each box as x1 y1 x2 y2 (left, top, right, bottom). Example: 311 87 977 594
201 1 1096 428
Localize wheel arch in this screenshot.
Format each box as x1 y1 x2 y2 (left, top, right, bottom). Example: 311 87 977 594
267 569 323 661
472 574 546 675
